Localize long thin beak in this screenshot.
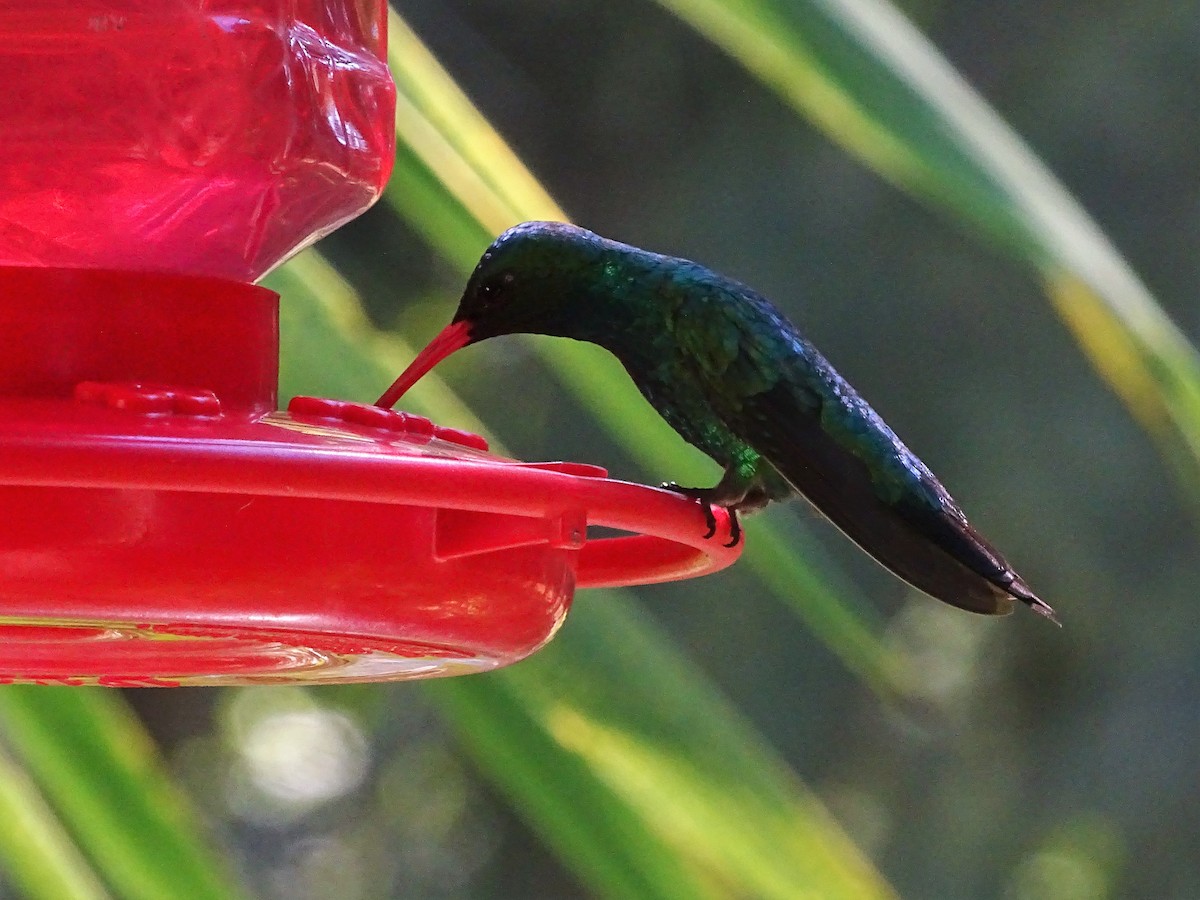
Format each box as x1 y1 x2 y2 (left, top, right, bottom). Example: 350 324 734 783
375 320 473 408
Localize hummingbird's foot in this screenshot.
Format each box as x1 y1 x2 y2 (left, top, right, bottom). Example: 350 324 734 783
660 482 740 545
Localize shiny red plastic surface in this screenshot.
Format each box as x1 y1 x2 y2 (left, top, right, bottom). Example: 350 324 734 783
1 2 395 280
0 269 740 685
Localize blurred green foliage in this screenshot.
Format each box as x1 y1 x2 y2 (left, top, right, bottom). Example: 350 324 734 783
0 0 1195 898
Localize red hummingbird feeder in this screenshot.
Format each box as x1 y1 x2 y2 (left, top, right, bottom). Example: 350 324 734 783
0 2 739 686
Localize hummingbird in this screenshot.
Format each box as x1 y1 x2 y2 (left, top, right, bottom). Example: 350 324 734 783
378 221 1057 624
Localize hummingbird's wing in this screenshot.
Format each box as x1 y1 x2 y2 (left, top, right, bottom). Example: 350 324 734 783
731 377 1022 616
672 283 1040 618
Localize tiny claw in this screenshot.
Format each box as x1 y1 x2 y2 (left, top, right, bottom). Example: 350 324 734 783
662 482 715 540
724 510 742 548
660 482 733 543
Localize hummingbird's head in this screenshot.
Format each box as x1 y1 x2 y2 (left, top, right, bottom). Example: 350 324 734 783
375 221 607 409
452 220 600 342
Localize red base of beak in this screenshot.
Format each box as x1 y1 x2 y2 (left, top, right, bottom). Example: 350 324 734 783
376 320 472 408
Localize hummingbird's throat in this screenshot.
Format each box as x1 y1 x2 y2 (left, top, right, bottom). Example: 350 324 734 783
376 320 473 408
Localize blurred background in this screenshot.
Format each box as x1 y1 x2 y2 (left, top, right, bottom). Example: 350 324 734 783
10 1 1200 898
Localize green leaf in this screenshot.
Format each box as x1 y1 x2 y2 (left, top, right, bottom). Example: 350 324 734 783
0 743 108 900
0 688 248 900
430 594 897 900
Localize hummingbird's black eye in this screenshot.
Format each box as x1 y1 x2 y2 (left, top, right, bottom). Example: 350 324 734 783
477 271 516 310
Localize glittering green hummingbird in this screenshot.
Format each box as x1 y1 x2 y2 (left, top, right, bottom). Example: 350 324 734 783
378 221 1057 624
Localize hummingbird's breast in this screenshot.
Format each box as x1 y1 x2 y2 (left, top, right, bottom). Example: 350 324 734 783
621 343 751 471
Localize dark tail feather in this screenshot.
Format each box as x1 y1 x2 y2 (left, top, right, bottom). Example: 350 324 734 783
725 379 1056 622
761 413 1055 622
1006 576 1061 627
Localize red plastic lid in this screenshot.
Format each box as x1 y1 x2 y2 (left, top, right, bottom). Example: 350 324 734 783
0 268 740 685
